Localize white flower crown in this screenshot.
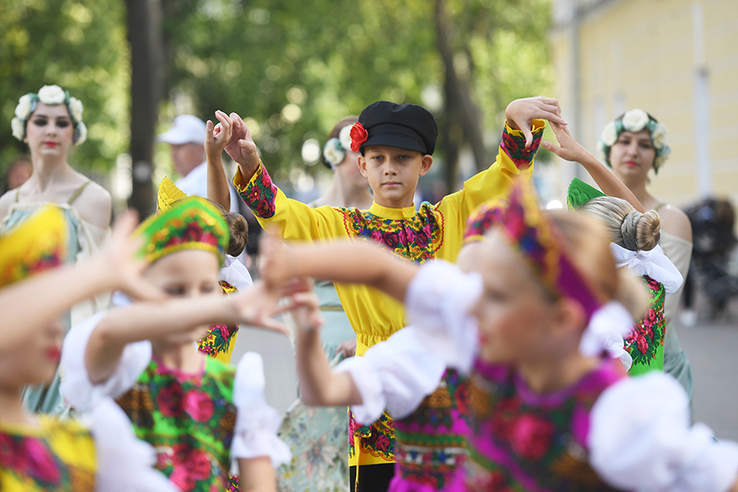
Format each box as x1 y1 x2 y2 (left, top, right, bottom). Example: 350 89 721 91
322 125 354 168
11 85 87 145
599 109 670 173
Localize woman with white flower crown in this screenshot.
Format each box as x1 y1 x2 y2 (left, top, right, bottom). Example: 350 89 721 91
277 117 372 492
0 84 112 415
598 109 694 402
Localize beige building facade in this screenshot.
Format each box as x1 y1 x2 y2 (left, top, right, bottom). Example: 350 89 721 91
549 0 738 210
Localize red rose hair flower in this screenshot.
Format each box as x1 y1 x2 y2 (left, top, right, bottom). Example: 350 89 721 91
349 122 369 152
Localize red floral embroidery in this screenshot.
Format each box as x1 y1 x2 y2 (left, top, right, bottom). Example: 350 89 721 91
500 123 544 169
184 390 215 422
157 384 185 417
235 163 277 219
349 122 368 152
509 414 554 460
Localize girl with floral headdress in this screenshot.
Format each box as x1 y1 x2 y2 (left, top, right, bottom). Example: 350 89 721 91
541 121 683 375
60 197 293 492
258 179 738 492
596 109 694 398
0 85 113 415
0 206 177 492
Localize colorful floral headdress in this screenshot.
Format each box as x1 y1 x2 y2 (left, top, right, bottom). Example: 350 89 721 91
157 176 189 213
0 206 67 289
599 109 670 173
323 125 354 168
135 196 229 266
463 198 508 245
499 180 605 321
12 85 87 145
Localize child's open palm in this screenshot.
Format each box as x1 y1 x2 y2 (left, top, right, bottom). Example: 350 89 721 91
228 281 292 335
542 121 591 163
205 110 233 162
103 210 164 302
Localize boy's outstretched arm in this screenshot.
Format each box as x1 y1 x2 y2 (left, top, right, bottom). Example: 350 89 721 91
542 122 645 212
205 110 234 212
260 233 418 303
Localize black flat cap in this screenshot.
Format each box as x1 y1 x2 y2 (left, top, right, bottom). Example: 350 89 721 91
357 101 438 155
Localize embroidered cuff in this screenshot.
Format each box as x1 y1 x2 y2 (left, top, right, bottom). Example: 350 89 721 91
233 162 277 218
501 119 545 169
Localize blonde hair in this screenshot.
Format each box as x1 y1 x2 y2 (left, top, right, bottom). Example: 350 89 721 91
548 211 648 320
580 196 661 252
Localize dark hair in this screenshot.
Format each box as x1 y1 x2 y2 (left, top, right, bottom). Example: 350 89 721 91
224 211 249 256
320 115 359 170
204 199 249 257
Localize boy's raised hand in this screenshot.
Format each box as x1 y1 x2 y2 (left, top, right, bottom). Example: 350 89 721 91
205 110 233 163
541 121 591 163
224 112 261 179
505 97 568 147
99 210 164 302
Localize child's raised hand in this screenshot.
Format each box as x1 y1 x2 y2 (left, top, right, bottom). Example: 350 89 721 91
100 210 165 302
228 281 292 335
505 97 568 147
286 279 324 332
224 112 260 175
205 110 233 162
541 121 592 163
258 230 299 290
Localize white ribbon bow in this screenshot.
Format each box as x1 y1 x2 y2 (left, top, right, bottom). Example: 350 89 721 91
609 243 683 298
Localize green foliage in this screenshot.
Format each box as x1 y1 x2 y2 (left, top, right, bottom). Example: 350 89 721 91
0 0 553 191
162 0 553 185
0 0 128 177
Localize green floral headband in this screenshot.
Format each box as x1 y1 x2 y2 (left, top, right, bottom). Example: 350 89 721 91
599 109 670 174
11 85 87 145
134 196 229 266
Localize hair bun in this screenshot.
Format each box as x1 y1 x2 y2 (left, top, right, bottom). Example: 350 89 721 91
224 212 249 257
635 209 661 251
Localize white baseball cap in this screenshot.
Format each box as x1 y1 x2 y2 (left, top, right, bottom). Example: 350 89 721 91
156 115 206 145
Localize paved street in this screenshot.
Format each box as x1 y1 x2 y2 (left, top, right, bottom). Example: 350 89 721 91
678 300 738 440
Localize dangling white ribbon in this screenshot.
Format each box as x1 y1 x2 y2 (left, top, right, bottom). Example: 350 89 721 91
579 300 635 370
609 243 683 298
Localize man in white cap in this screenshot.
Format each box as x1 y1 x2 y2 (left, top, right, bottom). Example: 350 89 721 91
156 114 209 197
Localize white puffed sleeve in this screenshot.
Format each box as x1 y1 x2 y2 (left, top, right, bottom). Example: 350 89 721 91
589 373 738 492
404 259 483 374
335 326 447 425
90 397 178 492
231 352 291 468
219 254 253 291
60 312 151 411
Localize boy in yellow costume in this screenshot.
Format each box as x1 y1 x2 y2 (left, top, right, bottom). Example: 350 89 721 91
224 97 564 491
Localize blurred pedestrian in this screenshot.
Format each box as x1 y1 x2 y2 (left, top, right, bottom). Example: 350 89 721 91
3 155 33 193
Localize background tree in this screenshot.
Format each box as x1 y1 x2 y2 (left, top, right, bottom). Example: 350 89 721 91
0 0 553 213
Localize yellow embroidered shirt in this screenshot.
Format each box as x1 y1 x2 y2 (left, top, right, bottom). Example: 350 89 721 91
234 119 545 467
